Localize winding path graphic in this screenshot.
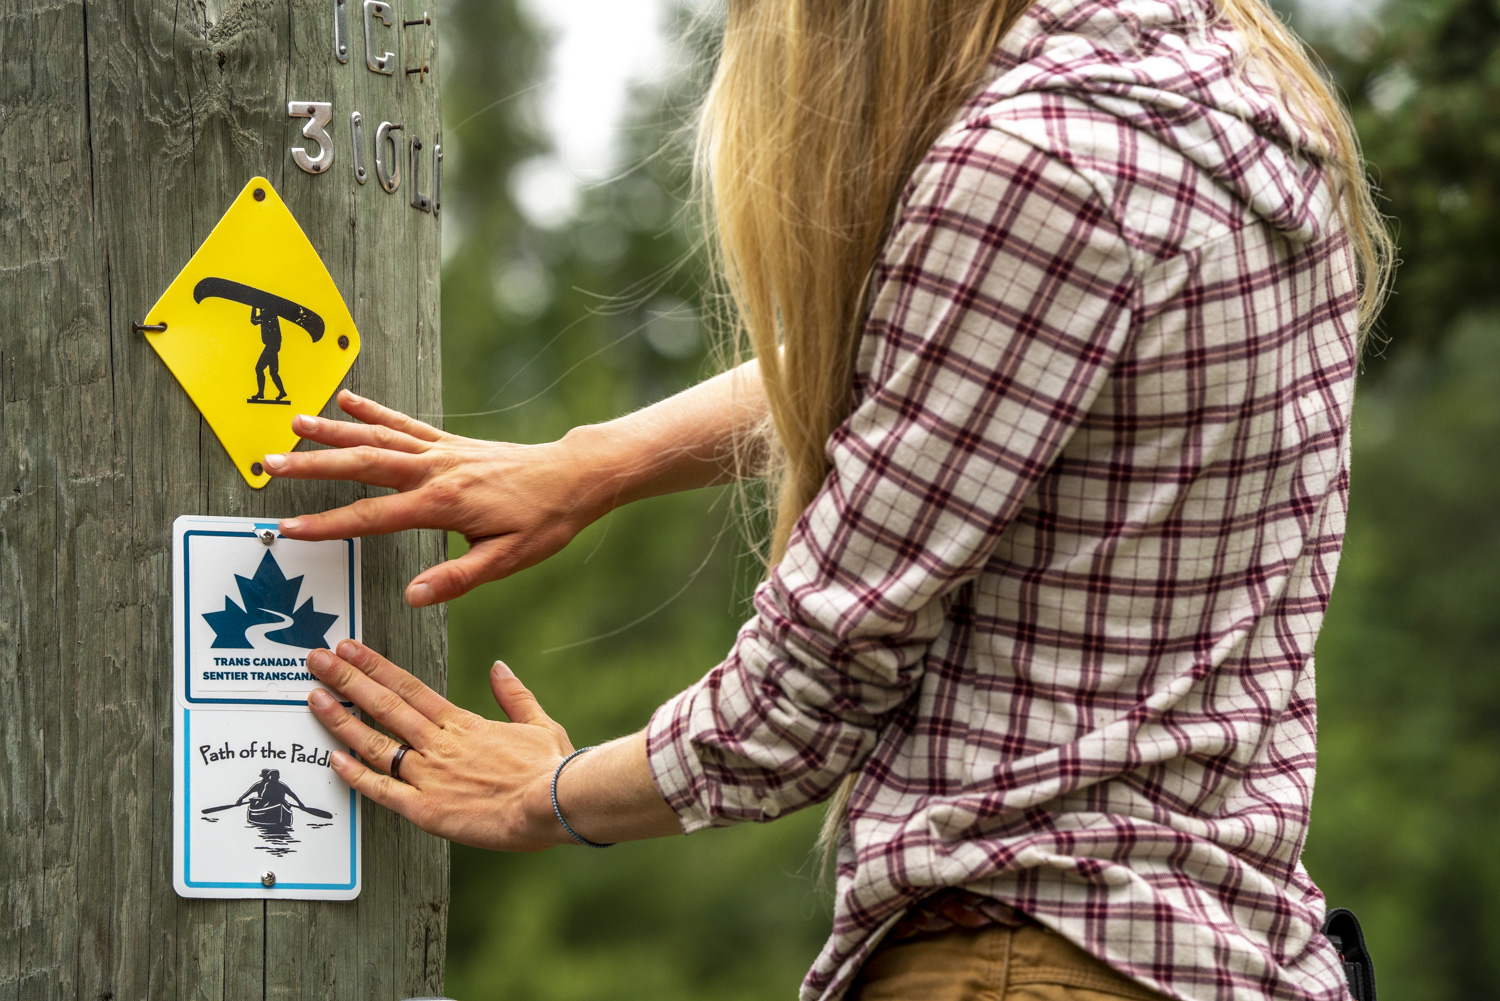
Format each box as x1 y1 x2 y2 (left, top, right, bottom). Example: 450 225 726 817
242 609 309 653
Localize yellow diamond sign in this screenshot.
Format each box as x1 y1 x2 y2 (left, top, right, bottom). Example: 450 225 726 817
139 177 360 488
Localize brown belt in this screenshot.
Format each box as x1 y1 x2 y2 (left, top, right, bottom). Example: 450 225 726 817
889 888 1035 942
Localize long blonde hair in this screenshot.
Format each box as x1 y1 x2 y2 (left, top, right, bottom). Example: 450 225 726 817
695 0 1395 869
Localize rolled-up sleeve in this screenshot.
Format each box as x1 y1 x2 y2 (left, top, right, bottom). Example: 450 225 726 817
646 124 1139 833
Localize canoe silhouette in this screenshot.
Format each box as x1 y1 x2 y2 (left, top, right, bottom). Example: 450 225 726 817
192 276 325 342
247 800 294 828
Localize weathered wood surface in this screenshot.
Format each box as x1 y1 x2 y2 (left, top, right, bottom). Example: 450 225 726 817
1 0 448 997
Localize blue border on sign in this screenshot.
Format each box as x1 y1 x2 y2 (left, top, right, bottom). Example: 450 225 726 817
182 707 358 890
181 527 356 706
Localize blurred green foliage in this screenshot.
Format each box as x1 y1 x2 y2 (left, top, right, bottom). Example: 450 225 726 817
431 1 1500 998
1297 2 1500 1000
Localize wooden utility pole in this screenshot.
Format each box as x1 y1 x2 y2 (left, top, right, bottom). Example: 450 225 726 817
1 0 448 997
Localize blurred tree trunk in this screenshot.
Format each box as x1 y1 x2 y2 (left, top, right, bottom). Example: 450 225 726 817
0 0 447 997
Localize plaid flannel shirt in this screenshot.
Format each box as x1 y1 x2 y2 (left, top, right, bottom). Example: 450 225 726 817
647 2 1359 1000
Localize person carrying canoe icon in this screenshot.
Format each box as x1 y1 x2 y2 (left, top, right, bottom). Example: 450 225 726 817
249 305 288 402
190 277 325 405
234 768 306 827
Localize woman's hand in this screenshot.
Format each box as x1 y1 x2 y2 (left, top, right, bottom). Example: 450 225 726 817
267 390 607 607
305 640 574 852
272 364 769 606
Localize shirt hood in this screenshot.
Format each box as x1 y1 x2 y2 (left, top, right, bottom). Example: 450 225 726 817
980 0 1336 244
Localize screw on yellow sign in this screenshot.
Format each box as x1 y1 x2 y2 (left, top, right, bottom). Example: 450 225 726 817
138 177 360 488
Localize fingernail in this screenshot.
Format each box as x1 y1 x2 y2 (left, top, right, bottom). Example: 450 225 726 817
295 414 317 431
280 517 301 531
336 638 358 660
263 453 286 470
407 582 435 607
307 649 331 672
309 689 334 708
330 750 350 769
343 390 363 403
492 660 515 679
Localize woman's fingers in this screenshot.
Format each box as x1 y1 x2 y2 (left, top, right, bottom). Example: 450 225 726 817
308 689 415 776
263 444 424 489
290 412 429 454
278 491 429 541
337 390 443 443
333 639 469 729
307 643 577 852
404 537 524 606
327 748 421 815
489 661 554 728
307 648 443 749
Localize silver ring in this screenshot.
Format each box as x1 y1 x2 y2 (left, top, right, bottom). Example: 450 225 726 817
390 743 413 782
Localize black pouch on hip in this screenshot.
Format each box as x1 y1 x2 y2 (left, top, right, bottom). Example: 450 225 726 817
1322 907 1376 1001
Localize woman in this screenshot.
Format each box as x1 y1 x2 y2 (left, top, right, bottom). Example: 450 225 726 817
268 0 1392 998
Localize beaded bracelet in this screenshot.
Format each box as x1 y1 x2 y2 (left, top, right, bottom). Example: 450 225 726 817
550 746 616 848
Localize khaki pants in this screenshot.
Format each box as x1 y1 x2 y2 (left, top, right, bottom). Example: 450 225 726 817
850 925 1171 1001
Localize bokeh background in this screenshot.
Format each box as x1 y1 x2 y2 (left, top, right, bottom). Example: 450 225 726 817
426 1 1500 998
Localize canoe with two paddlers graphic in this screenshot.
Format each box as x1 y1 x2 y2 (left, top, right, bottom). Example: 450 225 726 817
202 796 333 825
201 799 332 822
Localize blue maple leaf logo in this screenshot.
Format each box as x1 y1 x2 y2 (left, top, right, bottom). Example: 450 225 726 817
203 550 339 650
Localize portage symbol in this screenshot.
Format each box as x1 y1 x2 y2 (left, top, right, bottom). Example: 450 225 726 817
135 177 361 488
193 277 325 405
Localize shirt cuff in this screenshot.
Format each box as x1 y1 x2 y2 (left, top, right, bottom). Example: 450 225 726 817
645 685 716 834
645 670 798 834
